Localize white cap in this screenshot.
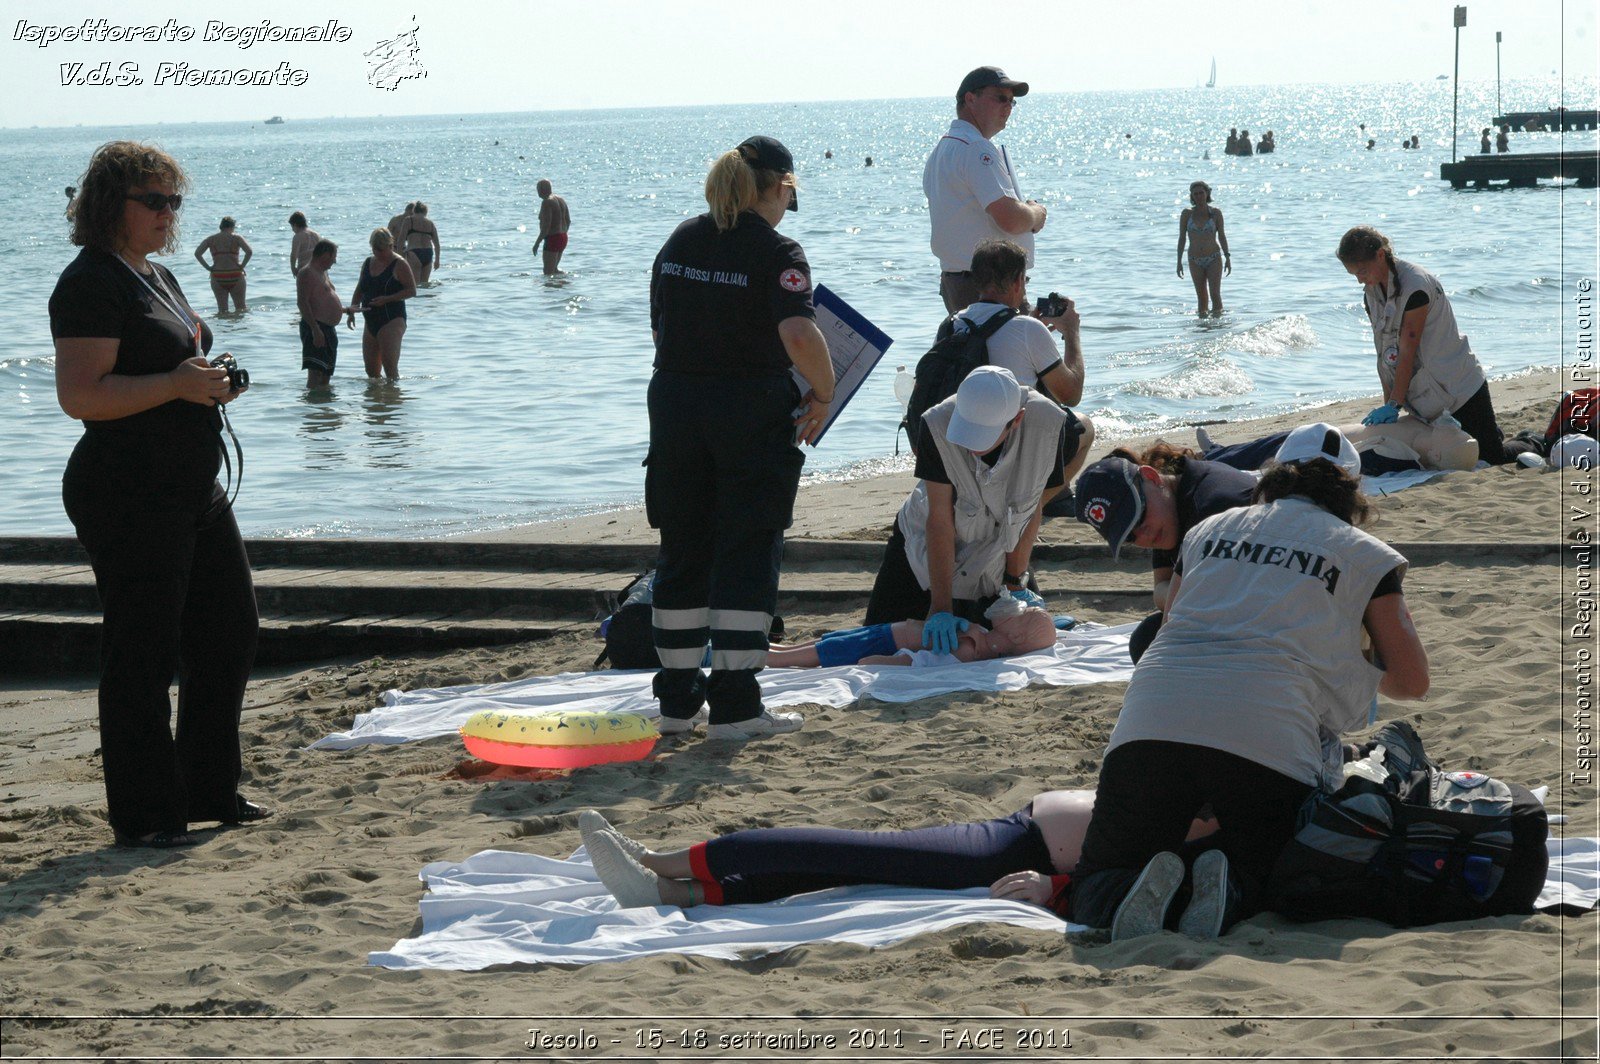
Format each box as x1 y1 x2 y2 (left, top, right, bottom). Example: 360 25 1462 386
1550 433 1599 470
1275 423 1361 478
946 366 1023 451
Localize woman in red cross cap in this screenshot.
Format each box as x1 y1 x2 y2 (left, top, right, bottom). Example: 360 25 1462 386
644 136 836 741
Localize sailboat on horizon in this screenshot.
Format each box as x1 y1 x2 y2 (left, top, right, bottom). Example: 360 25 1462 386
1206 57 1217 89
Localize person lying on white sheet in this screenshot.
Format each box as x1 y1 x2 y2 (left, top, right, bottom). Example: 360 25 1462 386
765 606 1056 668
578 796 1217 917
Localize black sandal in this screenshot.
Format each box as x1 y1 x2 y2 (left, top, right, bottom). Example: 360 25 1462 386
219 794 272 825
114 829 200 849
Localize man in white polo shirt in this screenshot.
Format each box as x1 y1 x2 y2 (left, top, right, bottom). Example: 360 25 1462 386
924 66 1048 314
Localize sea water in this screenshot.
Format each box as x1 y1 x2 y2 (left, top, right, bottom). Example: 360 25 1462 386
1 78 1594 537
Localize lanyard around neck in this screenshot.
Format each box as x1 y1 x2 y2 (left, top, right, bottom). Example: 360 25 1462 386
118 255 202 354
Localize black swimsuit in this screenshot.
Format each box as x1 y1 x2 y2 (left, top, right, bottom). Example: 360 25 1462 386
355 257 406 335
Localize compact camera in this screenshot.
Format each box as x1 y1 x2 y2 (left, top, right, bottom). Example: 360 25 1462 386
1034 292 1069 318
210 352 249 392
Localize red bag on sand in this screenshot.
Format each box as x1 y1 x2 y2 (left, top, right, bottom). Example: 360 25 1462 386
1545 388 1598 444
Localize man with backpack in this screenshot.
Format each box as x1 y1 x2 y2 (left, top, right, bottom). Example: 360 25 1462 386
864 366 1069 651
902 240 1093 513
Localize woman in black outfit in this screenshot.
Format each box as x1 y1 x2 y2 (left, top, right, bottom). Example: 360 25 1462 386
646 136 836 740
51 141 265 849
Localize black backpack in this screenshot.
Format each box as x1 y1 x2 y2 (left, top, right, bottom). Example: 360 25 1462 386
1268 721 1548 927
593 571 658 669
899 308 1017 452
592 571 787 670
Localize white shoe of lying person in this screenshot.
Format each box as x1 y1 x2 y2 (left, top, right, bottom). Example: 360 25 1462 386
706 709 804 740
578 809 647 862
586 829 663 909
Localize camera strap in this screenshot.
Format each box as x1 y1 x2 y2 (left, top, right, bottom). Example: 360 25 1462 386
119 256 244 522
118 255 200 340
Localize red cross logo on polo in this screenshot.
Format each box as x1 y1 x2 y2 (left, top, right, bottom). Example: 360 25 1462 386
1085 501 1108 525
779 269 808 292
979 153 994 166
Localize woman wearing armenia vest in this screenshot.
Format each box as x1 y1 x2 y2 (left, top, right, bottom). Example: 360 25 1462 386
1068 425 1431 941
1337 226 1507 464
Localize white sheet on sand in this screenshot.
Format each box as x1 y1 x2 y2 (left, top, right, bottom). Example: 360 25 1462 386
368 845 1077 971
1360 467 1453 496
369 836 1600 971
311 623 1137 750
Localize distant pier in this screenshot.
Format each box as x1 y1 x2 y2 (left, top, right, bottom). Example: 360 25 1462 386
1491 109 1599 132
1440 149 1599 189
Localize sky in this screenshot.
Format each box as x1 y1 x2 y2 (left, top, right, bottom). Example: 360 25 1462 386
1 0 1594 128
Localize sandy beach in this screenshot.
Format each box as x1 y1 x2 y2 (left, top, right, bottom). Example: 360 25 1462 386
2 369 1595 1060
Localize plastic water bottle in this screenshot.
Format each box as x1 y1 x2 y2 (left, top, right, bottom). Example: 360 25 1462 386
893 365 915 412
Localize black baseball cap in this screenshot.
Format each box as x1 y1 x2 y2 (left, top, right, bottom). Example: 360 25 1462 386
957 66 1030 104
738 135 798 212
1074 457 1145 560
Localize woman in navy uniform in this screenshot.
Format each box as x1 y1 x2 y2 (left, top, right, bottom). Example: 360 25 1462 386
647 136 835 740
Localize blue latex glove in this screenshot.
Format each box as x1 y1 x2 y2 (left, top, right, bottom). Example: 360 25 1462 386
922 612 970 655
1362 401 1400 426
1010 587 1046 609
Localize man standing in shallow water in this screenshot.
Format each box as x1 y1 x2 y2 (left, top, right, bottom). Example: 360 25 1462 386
295 239 346 391
288 211 319 276
533 179 571 275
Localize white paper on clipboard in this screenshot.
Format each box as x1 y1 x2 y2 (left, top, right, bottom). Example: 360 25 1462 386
790 284 894 446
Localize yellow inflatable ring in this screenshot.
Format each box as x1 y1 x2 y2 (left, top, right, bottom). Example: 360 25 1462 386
459 710 658 769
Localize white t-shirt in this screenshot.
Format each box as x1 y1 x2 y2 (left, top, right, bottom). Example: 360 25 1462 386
952 302 1063 391
923 119 1034 272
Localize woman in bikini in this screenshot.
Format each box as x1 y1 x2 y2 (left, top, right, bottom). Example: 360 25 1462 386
1176 181 1230 317
403 201 440 284
193 216 252 313
347 227 416 380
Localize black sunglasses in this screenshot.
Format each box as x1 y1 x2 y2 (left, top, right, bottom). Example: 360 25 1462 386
126 192 183 212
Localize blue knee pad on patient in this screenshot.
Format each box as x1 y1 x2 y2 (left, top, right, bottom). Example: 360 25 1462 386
815 623 899 667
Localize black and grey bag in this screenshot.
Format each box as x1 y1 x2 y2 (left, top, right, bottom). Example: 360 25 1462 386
1268 721 1548 927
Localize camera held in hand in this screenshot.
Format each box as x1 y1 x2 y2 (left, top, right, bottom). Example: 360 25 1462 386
1034 292 1069 318
210 352 249 392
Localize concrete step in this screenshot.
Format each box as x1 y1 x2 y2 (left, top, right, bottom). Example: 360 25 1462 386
0 607 586 675
0 535 1561 677
0 535 1561 570
0 561 1156 617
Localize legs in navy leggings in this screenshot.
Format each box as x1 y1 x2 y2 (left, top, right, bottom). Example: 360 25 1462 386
696 809 1055 905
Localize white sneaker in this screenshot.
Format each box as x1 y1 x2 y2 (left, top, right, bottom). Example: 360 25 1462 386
706 709 804 740
577 809 647 862
1177 848 1235 939
1111 851 1184 941
656 708 708 735
587 829 663 909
